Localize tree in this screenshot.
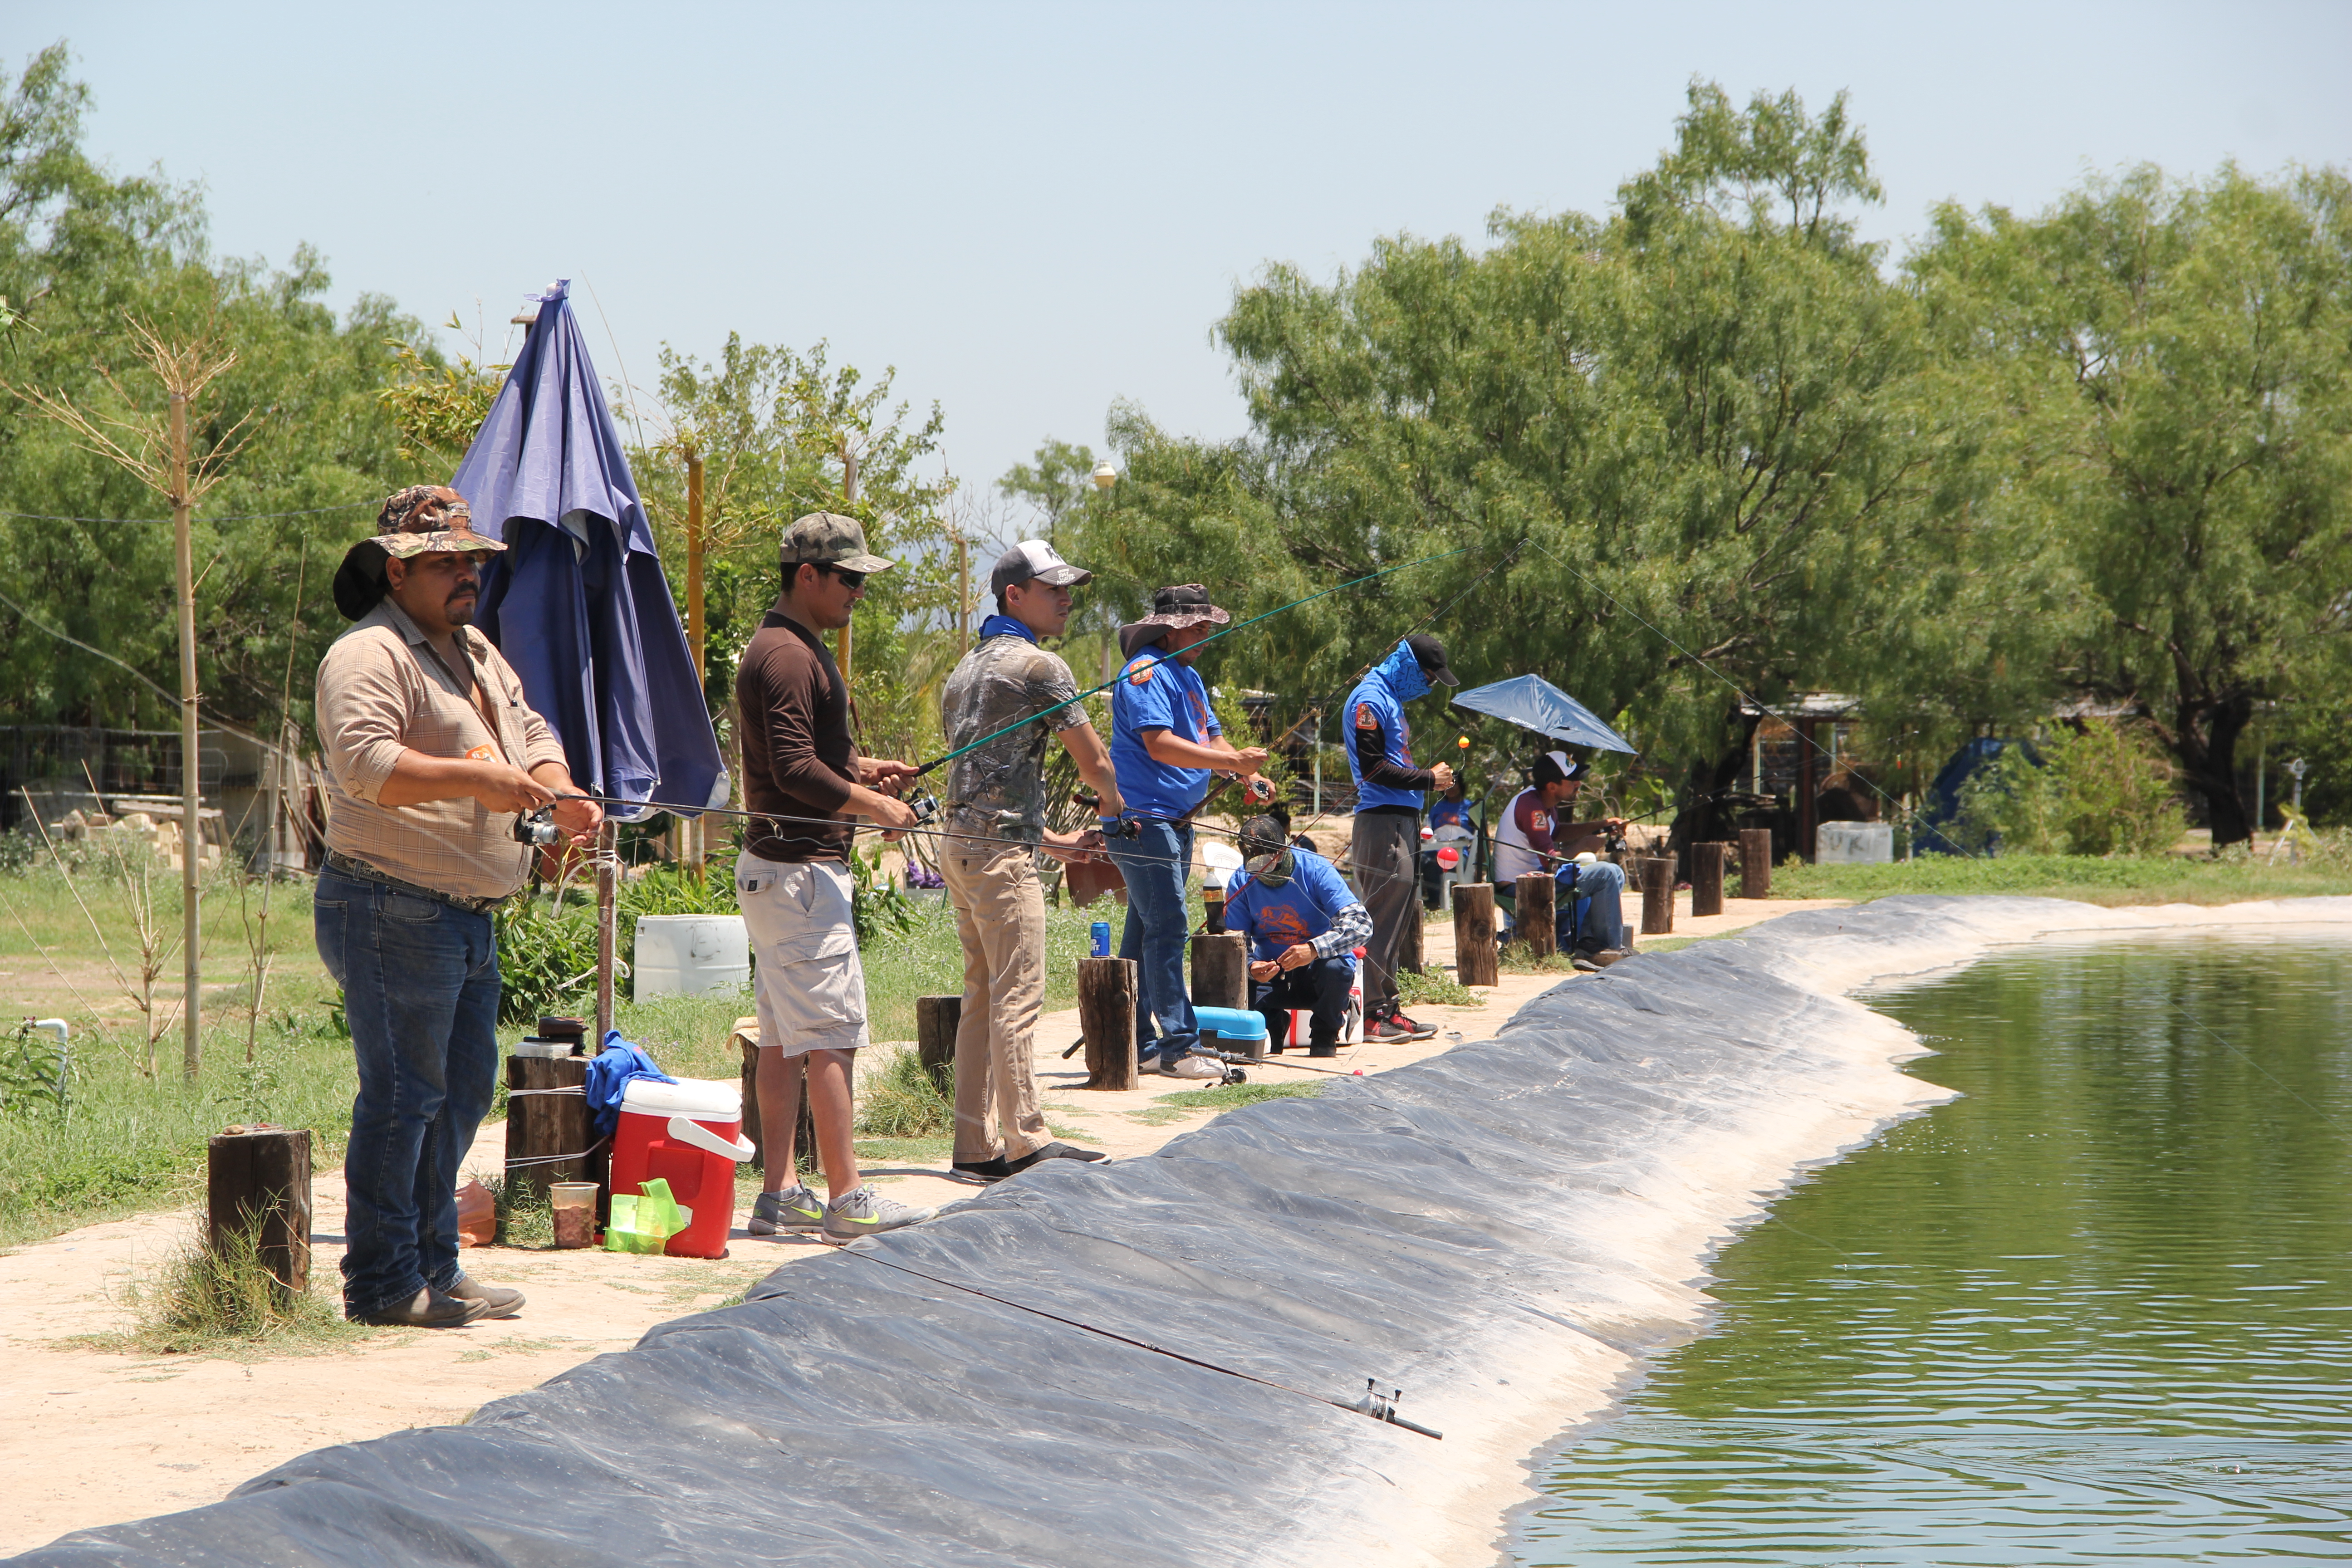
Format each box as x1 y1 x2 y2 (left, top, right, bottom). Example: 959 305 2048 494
633 336 955 763
0 44 432 743
1914 164 2352 844
1066 82 2035 849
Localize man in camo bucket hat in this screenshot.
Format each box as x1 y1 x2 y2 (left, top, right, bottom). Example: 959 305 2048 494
314 483 598 1329
332 485 509 621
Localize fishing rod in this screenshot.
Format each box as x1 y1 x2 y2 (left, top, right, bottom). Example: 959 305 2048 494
909 544 1479 780
1204 537 1531 933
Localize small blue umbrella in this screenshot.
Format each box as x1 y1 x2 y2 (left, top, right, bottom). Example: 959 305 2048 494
451 281 725 819
1450 674 1637 755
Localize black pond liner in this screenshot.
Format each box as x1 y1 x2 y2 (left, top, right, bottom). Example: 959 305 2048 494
15 897 2016 1568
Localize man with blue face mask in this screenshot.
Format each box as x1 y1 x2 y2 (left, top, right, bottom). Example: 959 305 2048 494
1345 632 1458 1043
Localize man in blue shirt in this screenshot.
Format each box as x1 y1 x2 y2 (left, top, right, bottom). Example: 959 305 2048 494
1225 816 1374 1058
1346 633 1458 1043
1107 584 1269 1077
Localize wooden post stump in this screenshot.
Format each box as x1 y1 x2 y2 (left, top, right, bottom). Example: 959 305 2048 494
916 994 960 1092
1078 956 1138 1090
1640 856 1675 935
1451 882 1498 987
505 1054 592 1201
1190 931 1248 1011
1515 872 1556 958
1740 827 1774 900
1691 841 1726 917
207 1126 312 1303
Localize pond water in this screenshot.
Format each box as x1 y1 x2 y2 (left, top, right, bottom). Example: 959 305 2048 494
1514 933 2352 1565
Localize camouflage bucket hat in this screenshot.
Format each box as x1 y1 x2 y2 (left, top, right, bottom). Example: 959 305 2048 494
780 512 894 577
333 485 507 620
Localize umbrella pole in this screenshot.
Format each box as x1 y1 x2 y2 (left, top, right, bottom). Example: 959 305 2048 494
596 820 617 1045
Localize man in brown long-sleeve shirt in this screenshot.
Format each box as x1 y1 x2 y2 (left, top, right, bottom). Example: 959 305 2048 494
735 513 934 1242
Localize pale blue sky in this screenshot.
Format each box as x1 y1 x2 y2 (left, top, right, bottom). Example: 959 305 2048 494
11 2 2349 521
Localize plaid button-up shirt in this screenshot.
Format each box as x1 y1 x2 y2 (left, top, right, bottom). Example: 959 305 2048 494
315 599 567 900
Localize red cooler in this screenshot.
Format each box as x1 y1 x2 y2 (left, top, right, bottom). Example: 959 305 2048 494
608 1077 755 1258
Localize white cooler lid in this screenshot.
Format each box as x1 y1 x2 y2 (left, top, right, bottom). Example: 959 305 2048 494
619 1075 741 1120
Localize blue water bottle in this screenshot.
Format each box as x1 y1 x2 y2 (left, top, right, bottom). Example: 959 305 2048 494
1090 920 1111 958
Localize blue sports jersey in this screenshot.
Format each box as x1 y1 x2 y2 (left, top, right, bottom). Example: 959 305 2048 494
1345 640 1432 813
1222 850 1360 964
1109 646 1224 819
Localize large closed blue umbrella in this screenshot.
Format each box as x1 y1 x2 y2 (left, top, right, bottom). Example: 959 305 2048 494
1450 674 1637 754
451 280 725 819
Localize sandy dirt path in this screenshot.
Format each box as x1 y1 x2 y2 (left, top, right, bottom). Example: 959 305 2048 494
0 893 1844 1556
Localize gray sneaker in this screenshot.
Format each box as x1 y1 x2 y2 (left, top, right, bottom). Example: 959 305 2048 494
749 1184 825 1235
822 1185 936 1242
1158 1052 1225 1080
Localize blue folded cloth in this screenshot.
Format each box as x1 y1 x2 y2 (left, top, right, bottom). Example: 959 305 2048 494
583 1031 676 1139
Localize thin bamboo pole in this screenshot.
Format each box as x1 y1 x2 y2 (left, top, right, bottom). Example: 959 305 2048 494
171 390 201 1080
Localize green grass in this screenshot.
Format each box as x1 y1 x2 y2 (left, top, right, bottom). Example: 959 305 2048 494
70 1214 382 1359
1397 965 1480 1007
0 872 1126 1251
1154 1081 1324 1111
1767 851 2352 907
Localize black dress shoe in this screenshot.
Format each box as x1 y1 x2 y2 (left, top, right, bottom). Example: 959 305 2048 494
350 1287 490 1328
950 1156 1014 1184
1003 1142 1108 1175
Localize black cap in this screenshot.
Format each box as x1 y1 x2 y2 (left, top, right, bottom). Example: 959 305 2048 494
1238 814 1289 859
1406 632 1458 686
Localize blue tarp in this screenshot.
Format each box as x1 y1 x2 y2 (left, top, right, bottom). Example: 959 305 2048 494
1450 674 1637 755
451 280 725 819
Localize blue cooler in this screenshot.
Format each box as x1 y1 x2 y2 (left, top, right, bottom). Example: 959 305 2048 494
1194 1005 1270 1063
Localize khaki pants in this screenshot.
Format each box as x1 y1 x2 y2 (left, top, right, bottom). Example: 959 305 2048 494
942 838 1051 1164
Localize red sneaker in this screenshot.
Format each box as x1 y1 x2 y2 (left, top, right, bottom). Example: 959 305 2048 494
1387 1011 1439 1042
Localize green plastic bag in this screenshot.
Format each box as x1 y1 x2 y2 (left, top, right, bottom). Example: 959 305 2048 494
605 1178 694 1254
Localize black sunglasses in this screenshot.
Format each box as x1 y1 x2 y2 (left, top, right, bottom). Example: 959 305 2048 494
799 562 866 591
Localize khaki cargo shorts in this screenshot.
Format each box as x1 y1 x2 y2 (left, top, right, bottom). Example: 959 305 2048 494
735 852 870 1058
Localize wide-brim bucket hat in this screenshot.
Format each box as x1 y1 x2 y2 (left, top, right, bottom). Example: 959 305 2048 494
333 485 506 620
1117 583 1231 659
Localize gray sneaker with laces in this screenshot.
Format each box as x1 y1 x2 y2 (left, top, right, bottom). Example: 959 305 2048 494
749 1183 825 1235
822 1184 936 1242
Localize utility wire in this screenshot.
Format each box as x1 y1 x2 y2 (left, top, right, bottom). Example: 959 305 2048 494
0 500 378 525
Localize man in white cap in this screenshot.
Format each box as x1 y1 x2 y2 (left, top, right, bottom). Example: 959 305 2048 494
936 540 1122 1181
1494 749 1632 968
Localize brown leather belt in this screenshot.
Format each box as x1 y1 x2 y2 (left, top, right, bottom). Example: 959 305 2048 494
324 852 510 916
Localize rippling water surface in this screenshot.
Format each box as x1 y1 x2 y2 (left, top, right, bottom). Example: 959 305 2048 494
1515 932 2352 1564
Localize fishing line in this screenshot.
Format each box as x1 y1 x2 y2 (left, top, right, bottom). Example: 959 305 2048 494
911 544 1478 779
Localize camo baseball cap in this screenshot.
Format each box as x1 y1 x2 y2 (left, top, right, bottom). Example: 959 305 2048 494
333 485 506 620
780 512 894 576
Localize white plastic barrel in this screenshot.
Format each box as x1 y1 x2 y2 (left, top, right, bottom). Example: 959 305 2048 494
632 913 751 999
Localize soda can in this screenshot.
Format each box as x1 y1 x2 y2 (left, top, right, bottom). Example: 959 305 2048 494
1091 920 1111 957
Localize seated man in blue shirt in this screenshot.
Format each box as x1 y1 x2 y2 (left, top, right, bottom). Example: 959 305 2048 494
1224 816 1375 1058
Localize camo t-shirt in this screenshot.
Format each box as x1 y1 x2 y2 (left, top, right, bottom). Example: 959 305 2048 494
940 632 1086 843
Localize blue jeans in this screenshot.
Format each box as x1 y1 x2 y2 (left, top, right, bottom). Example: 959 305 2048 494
314 868 503 1316
1107 818 1198 1061
1562 861 1627 951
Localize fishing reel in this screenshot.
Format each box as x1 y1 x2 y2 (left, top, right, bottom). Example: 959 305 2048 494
512 804 564 848
1074 789 1142 839
906 791 939 827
